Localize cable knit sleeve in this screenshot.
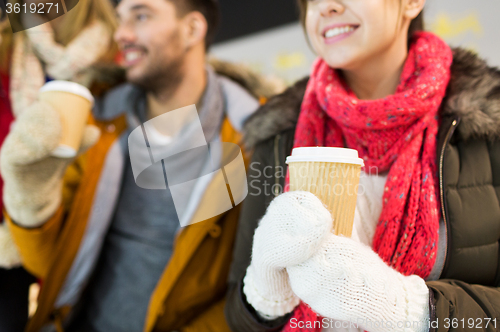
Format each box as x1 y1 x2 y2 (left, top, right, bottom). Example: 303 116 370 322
351 172 388 247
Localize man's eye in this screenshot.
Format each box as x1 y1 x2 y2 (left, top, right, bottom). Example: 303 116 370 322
136 14 148 21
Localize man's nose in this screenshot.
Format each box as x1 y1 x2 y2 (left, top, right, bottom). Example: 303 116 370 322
114 23 136 46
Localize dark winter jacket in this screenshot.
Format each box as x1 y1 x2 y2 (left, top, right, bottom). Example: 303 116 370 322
225 48 500 332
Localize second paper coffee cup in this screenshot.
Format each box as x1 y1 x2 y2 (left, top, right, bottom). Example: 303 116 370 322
286 147 364 237
39 81 95 158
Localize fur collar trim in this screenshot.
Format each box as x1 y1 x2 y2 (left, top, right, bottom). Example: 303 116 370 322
244 48 500 149
209 58 286 100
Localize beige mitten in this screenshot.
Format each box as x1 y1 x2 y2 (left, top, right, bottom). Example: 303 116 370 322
0 101 100 227
0 222 22 268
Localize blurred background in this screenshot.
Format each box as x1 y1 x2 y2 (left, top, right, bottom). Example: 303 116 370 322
209 0 500 84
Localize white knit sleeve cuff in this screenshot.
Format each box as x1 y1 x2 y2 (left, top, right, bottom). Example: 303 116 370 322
403 275 430 332
242 268 300 318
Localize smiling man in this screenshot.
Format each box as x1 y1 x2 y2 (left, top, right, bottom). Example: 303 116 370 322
0 0 278 331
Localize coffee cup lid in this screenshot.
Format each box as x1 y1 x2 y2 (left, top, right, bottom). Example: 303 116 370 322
286 147 364 166
51 145 77 158
39 80 95 105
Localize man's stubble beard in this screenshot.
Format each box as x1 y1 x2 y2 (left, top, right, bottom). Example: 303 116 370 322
127 29 186 98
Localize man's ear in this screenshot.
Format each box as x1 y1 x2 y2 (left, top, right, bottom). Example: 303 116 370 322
403 0 426 20
180 11 208 49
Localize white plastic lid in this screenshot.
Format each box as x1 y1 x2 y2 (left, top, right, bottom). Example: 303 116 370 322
39 80 95 105
286 147 364 166
51 145 77 158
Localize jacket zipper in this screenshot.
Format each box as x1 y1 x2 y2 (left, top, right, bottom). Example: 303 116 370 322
437 118 459 279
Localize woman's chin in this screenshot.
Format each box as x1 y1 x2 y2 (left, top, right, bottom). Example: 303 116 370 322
321 58 355 71
312 41 360 67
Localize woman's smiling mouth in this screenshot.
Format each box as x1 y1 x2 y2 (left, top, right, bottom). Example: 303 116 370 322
322 24 359 44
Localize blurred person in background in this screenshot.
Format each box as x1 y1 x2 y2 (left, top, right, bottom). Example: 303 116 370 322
225 0 500 331
0 1 117 331
0 0 280 331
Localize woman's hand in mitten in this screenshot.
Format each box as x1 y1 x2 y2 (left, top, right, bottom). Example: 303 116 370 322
243 191 332 318
0 101 100 227
287 234 430 332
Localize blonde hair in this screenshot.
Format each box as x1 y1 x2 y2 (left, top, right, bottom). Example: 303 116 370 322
0 0 118 73
0 18 13 72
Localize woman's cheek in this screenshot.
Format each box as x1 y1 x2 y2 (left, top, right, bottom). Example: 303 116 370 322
305 29 323 56
310 37 324 57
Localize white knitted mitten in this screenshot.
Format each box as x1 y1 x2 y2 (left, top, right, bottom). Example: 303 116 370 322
0 101 100 227
243 191 332 318
287 233 430 332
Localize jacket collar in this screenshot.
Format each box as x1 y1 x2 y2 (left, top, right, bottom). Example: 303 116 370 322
122 66 225 145
92 60 285 123
243 48 500 149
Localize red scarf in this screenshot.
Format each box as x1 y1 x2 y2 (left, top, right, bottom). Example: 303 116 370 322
0 72 14 217
283 32 453 331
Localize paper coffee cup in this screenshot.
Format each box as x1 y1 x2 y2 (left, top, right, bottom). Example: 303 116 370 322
39 81 95 158
286 147 364 237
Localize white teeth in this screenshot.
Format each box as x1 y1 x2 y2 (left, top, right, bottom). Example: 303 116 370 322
125 51 142 62
325 26 354 38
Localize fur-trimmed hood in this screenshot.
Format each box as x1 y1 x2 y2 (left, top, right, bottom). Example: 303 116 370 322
244 48 500 149
209 58 286 100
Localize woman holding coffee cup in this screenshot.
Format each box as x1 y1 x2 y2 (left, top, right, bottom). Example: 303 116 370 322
225 0 500 331
0 1 118 330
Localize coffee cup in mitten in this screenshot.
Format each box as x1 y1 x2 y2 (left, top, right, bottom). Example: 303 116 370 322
39 80 94 158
